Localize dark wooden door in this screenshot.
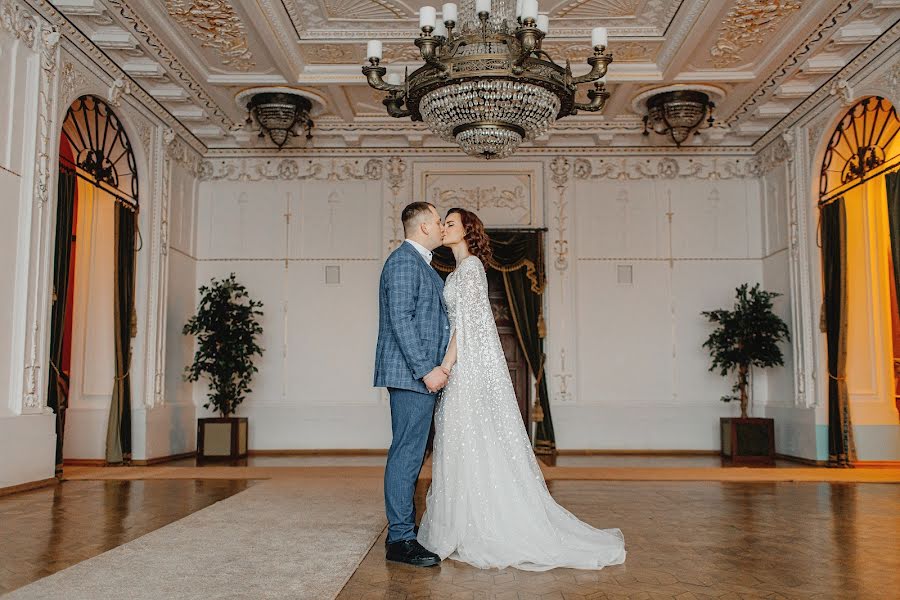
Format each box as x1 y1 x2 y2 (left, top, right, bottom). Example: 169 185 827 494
486 269 530 427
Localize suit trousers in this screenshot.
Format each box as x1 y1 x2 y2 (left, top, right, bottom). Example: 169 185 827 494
384 387 436 544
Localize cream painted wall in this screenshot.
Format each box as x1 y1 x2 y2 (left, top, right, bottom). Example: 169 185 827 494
0 20 56 488
194 156 772 450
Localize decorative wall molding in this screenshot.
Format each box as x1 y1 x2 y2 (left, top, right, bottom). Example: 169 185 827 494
549 156 570 272
422 169 537 228
198 157 385 182
572 156 760 180
106 76 132 107
59 59 85 101
385 156 406 252
165 129 203 176
755 136 791 176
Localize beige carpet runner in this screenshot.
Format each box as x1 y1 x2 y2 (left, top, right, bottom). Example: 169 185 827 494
6 477 385 600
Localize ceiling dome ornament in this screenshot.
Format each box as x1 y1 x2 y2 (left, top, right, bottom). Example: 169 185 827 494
362 0 613 160
240 90 317 149
641 90 716 146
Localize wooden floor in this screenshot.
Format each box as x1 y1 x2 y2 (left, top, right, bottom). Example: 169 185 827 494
339 479 900 600
0 479 253 595
2 457 899 598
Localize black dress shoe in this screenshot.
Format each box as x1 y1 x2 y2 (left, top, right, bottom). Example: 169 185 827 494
385 539 440 567
385 526 418 546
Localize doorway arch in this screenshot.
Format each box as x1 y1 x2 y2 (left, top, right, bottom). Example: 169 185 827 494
49 95 139 474
817 96 900 465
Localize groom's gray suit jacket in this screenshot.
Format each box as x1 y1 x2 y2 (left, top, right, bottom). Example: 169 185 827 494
374 241 451 394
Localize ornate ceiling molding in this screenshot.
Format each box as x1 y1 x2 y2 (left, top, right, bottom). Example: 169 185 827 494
164 0 255 71
710 0 802 69
203 145 756 158
724 1 856 127
103 0 235 130
752 20 900 151
27 0 207 153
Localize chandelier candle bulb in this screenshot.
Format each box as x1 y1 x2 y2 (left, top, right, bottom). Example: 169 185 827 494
536 13 549 32
475 0 491 16
516 0 523 18
522 0 538 21
442 3 457 24
434 19 448 38
385 73 401 85
366 40 382 60
591 26 608 49
420 6 436 29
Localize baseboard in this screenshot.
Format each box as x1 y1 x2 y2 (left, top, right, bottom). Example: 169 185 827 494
248 449 388 456
776 453 828 466
0 477 58 497
555 449 719 456
853 460 900 468
132 451 197 466
63 459 107 467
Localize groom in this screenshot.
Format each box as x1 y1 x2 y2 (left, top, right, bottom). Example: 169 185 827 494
374 202 450 567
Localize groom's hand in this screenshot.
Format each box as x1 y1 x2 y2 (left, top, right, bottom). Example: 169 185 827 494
423 367 448 393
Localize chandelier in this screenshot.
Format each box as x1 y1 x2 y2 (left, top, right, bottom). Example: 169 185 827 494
244 92 314 149
362 0 613 159
642 90 715 146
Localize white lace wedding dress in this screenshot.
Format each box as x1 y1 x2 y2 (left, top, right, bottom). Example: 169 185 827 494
418 256 626 571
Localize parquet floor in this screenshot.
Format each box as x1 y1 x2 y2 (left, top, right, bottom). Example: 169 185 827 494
337 479 900 600
0 479 252 595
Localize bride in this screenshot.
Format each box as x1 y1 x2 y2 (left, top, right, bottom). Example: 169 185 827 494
418 207 626 571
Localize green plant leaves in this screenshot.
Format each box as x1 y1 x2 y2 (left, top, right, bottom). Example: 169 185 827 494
183 273 264 417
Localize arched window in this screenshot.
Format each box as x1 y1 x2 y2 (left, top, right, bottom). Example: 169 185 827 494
819 96 900 205
61 95 139 210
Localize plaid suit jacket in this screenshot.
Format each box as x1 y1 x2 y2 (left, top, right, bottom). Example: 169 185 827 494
374 241 451 394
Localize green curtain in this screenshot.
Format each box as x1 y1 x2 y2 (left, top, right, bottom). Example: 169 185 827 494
47 167 77 477
433 230 556 452
886 172 900 316
820 198 856 466
106 203 136 464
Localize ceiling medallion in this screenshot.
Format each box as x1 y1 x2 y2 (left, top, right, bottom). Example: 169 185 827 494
244 92 314 149
641 90 716 147
362 0 613 160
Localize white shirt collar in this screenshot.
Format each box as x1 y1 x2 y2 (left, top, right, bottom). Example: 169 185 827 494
405 239 433 264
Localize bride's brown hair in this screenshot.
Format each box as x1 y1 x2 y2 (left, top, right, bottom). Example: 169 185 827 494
447 208 493 265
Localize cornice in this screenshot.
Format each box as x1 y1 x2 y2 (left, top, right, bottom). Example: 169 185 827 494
103 0 234 130
752 22 900 151
202 145 757 159
26 0 207 154
725 1 857 127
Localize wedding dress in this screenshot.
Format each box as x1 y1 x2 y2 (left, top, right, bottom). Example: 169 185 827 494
418 256 626 571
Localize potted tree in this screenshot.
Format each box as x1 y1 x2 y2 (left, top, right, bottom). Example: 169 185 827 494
184 273 264 462
702 283 790 466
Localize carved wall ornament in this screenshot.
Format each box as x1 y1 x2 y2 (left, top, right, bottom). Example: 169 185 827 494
1 0 39 49
572 156 759 180
165 0 255 71
829 79 854 106
198 158 385 182
431 185 527 213
302 43 360 64
550 156 570 272
385 156 406 252
710 0 802 68
60 60 86 101
107 76 132 107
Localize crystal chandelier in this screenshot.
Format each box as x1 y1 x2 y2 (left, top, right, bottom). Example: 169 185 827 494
244 92 314 149
363 0 613 159
642 90 715 147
